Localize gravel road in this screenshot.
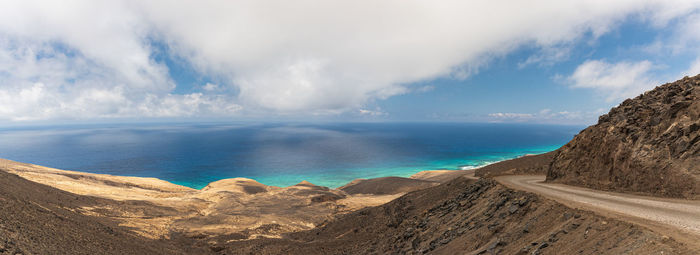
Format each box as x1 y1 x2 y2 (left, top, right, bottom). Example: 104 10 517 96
495 175 700 239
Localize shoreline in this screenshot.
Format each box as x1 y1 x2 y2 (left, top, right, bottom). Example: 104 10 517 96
0 152 549 239
0 156 484 193
0 146 558 197
88 151 545 190
0 122 576 190
0 157 480 239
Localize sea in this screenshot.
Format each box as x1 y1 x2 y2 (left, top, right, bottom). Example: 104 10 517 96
0 122 583 189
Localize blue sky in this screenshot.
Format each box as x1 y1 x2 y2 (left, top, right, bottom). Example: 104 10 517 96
0 1 699 125
371 20 688 124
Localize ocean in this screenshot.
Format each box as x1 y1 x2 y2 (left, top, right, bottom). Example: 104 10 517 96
0 122 582 189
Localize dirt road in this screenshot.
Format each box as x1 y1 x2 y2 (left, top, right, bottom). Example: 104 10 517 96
495 175 700 245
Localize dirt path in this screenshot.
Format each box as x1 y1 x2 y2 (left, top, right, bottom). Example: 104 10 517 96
495 175 700 247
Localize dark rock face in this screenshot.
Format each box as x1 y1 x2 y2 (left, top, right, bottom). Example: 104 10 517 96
547 75 700 198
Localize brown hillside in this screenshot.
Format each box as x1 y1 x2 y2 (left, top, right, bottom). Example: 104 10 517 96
339 176 439 195
221 178 691 254
475 151 556 178
0 170 207 255
547 75 700 198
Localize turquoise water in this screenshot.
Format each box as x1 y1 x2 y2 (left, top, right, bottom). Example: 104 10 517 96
0 122 581 189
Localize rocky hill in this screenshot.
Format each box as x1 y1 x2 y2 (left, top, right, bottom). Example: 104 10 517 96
222 177 691 254
547 75 700 198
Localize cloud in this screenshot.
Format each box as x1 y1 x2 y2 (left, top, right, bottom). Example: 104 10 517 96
518 44 573 68
358 108 388 117
565 59 658 101
488 113 535 119
0 2 241 121
415 85 435 93
0 38 240 121
1 1 700 120
634 11 700 77
674 12 700 53
687 58 700 76
202 83 220 92
677 13 700 77
488 108 605 124
144 0 696 113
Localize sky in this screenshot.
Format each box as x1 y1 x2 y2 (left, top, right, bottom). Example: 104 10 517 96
1 1 700 125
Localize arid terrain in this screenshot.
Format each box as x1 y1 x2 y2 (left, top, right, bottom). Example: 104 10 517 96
1 75 699 254
2 154 698 254
0 159 432 241
225 177 694 254
0 166 207 254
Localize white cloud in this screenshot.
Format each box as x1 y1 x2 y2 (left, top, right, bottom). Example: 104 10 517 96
415 85 436 93
488 108 605 124
0 1 699 120
678 13 700 77
0 38 240 121
636 11 700 77
358 108 388 117
488 113 535 119
202 83 219 92
687 58 700 76
518 44 573 68
144 0 696 113
566 59 658 101
674 12 700 53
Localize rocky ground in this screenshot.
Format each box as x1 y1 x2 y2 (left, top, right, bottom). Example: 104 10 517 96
547 74 700 198
1 155 696 254
222 177 692 254
0 169 207 255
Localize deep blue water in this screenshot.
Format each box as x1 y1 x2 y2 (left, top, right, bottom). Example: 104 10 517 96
0 122 582 189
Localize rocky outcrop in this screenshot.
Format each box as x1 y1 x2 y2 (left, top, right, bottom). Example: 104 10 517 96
547 75 700 198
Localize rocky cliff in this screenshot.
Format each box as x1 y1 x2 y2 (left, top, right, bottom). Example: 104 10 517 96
547 75 700 198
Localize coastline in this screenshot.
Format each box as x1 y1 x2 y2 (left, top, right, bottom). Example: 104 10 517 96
3 153 696 254
0 157 476 239
0 150 551 240
0 122 575 190
180 149 554 190
0 148 548 196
